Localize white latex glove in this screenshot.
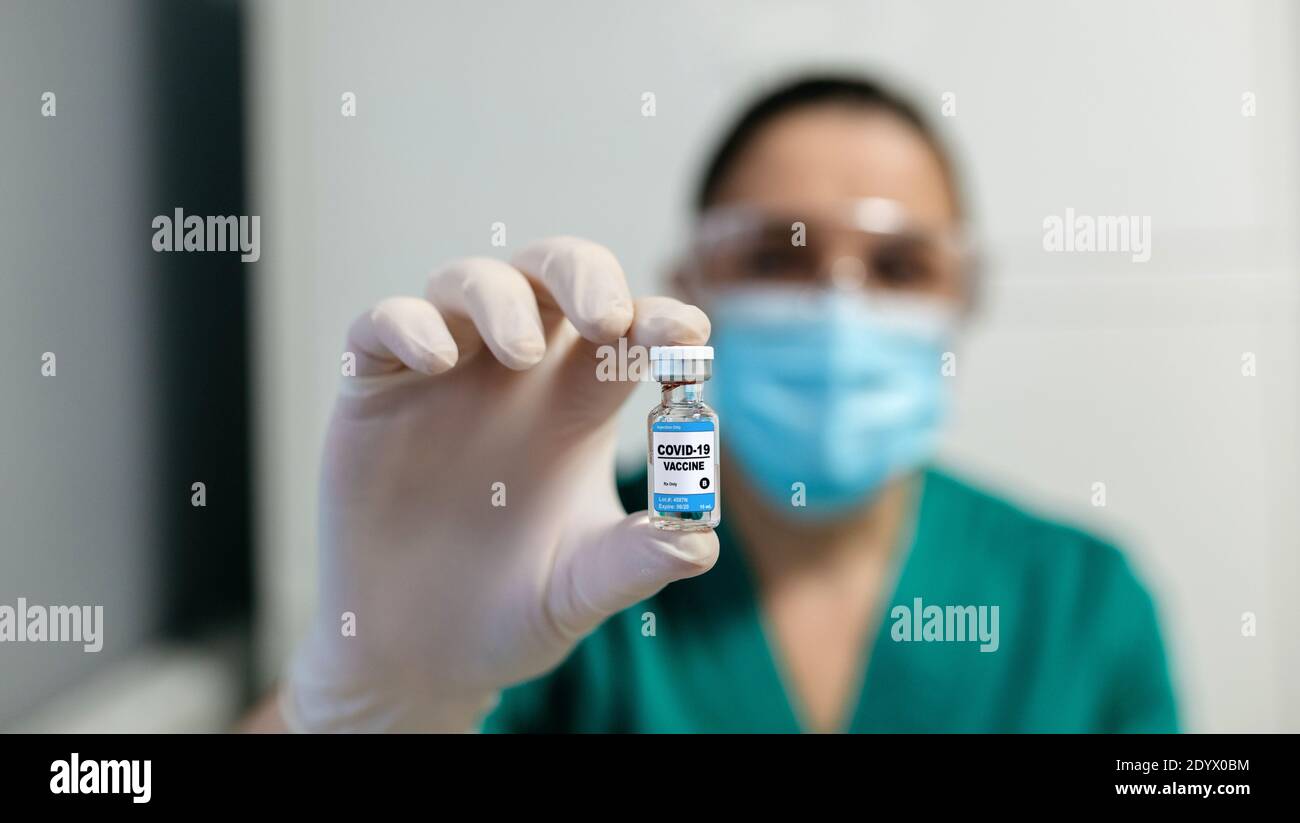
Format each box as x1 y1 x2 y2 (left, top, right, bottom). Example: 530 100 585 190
281 237 719 732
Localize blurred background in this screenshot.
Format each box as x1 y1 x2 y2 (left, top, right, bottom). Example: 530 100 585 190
1 0 1296 732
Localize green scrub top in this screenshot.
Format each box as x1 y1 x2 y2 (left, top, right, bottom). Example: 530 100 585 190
483 467 1179 733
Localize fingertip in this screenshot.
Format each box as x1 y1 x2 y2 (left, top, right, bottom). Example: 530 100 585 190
354 297 459 377
583 298 635 344
677 303 712 344
514 237 635 343
630 297 712 347
494 337 547 370
623 512 719 577
658 528 721 575
418 344 459 375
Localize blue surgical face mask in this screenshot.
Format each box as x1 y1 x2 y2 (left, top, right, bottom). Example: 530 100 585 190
707 287 954 518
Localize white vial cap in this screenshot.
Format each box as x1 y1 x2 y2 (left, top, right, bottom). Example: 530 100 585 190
649 345 714 361
649 345 714 382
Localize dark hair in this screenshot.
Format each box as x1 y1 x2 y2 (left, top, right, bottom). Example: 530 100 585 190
694 74 964 217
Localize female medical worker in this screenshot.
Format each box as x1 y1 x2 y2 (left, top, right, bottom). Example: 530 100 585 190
256 76 1178 734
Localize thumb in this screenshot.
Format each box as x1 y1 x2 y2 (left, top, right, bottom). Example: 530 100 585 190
546 512 720 642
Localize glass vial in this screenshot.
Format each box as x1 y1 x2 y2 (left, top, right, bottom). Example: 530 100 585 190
648 345 720 531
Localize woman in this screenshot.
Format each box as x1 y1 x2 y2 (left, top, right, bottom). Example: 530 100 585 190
257 75 1178 733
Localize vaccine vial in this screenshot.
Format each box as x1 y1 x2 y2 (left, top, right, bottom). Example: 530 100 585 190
648 345 720 531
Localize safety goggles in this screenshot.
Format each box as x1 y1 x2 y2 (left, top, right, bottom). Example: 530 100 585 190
682 198 975 301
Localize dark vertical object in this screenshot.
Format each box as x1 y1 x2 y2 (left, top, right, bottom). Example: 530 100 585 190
145 0 253 639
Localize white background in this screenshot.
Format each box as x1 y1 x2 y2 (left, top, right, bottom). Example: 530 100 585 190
0 1 164 727
249 0 1300 731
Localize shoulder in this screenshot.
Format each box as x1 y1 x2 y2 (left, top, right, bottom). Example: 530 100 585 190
920 466 1140 597
918 465 1169 676
918 466 1178 731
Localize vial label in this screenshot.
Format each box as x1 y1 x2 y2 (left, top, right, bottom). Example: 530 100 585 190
651 421 716 513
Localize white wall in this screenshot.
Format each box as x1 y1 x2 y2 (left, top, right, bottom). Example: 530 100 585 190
0 0 163 727
249 0 1300 731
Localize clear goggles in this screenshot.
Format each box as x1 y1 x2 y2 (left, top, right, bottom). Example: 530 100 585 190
681 198 976 302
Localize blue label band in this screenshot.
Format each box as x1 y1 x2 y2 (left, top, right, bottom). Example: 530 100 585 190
652 421 715 433
653 492 716 513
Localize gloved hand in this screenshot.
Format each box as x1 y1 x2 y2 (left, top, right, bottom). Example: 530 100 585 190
281 237 719 732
